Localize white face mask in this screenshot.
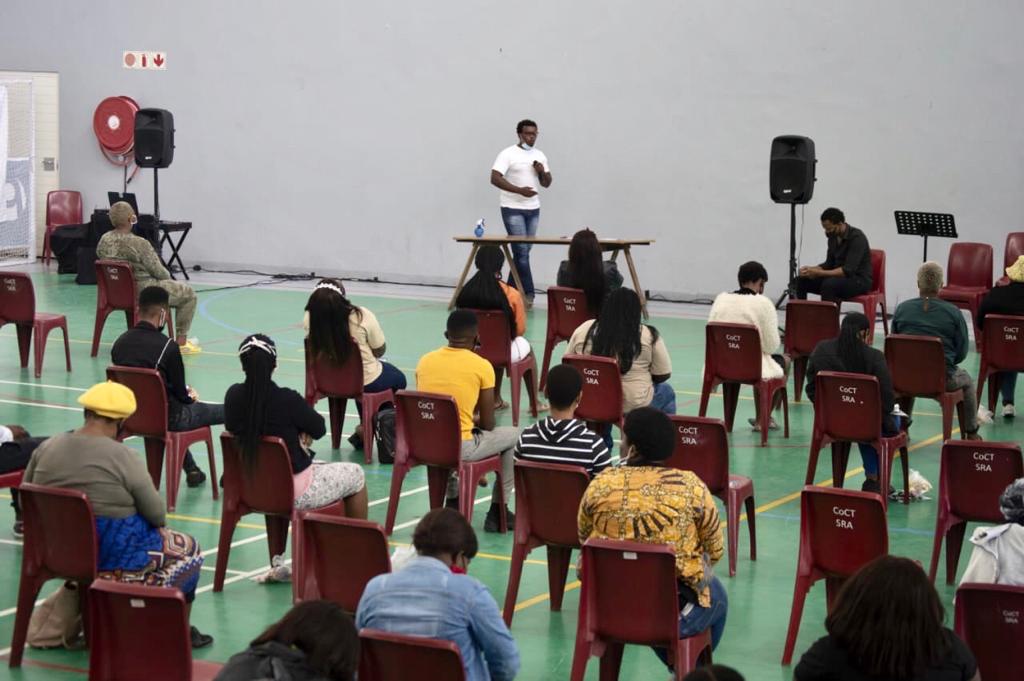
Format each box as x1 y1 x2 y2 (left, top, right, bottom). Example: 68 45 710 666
519 142 533 151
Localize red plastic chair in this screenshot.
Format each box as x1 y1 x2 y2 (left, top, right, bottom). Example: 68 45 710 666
295 513 391 610
665 416 756 577
561 354 625 440
0 470 23 490
0 272 72 378
9 483 98 668
539 287 594 390
383 391 507 535
847 249 889 343
91 260 137 357
570 539 713 681
783 300 839 402
805 372 910 508
214 433 346 600
471 309 539 427
939 242 994 349
87 580 222 681
976 314 1024 411
43 190 83 267
106 366 218 512
699 322 790 446
502 460 590 625
929 441 1023 584
359 629 467 681
954 583 1024 681
305 339 395 463
781 487 888 665
884 334 965 441
996 232 1024 286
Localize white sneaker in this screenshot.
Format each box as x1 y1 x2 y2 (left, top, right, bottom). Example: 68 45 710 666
977 407 995 425
1003 403 1016 418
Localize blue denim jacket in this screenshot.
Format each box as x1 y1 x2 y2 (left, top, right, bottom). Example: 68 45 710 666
356 556 520 681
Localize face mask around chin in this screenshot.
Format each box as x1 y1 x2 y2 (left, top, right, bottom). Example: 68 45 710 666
519 143 532 151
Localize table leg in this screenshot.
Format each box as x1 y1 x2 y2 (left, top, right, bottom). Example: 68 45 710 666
608 248 621 262
500 243 527 303
623 246 648 319
449 243 480 310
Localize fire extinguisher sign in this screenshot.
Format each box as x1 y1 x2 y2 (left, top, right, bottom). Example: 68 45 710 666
123 52 167 70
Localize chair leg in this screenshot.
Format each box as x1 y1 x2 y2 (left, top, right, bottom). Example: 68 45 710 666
509 362 522 427
165 436 186 513
328 397 345 449
726 492 739 577
781 387 790 437
524 359 539 419
91 308 111 357
698 374 714 418
721 383 739 432
539 334 557 391
928 512 950 583
547 546 572 611
458 468 480 526
861 299 877 345
805 435 824 485
781 575 812 665
988 373 1000 414
940 397 954 442
598 641 625 681
831 442 850 488
360 396 375 465
383 463 411 535
8 574 44 667
213 511 242 591
792 356 807 402
944 521 968 586
899 445 910 505
60 321 71 372
502 541 530 626
144 437 166 490
976 361 989 412
757 384 771 447
32 323 45 378
426 466 449 509
15 324 31 368
880 301 890 336
745 494 757 561
265 515 289 562
569 618 592 681
204 432 219 501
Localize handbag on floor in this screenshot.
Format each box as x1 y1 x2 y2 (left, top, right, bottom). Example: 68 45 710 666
374 408 396 465
27 580 84 649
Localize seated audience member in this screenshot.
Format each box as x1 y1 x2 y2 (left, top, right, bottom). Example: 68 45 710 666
23 382 212 648
977 255 1024 417
892 262 986 439
304 278 406 450
456 245 532 410
215 600 359 681
111 286 220 486
682 666 746 681
514 364 611 477
96 201 200 353
794 556 978 681
578 408 727 657
0 425 46 537
556 228 624 316
708 261 787 431
805 313 898 494
356 508 520 681
417 310 520 532
794 207 873 303
959 478 1024 587
224 334 367 517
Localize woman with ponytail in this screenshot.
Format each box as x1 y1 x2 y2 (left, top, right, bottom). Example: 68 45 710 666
804 313 899 494
304 279 407 449
224 334 367 518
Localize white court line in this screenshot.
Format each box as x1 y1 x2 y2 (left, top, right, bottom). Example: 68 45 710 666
0 380 87 393
368 484 429 507
389 493 495 533
0 398 78 412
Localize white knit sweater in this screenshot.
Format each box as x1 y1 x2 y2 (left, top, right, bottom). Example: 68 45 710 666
707 292 784 380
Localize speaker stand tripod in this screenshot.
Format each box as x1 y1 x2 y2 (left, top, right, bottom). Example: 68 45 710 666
775 203 799 309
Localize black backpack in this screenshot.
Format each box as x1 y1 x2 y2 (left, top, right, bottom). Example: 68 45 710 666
373 408 396 464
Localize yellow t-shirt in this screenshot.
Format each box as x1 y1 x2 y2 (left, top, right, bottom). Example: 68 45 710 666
416 347 495 440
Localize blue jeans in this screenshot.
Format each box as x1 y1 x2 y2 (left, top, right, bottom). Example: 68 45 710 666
856 416 902 477
602 382 677 452
998 371 1018 405
356 361 407 415
500 207 540 298
653 576 729 667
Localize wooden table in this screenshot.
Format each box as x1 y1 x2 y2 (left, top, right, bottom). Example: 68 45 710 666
449 236 655 317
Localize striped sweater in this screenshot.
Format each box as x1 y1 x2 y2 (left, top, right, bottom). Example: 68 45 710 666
514 417 611 477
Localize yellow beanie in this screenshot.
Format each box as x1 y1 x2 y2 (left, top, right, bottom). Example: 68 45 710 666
78 381 137 419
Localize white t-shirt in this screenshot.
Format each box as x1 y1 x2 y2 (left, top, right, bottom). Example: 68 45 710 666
491 144 549 210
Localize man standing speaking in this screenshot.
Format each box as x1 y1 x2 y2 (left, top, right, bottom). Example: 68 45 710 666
490 119 552 306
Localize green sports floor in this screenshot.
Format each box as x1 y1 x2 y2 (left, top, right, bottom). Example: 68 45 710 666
0 270 1017 680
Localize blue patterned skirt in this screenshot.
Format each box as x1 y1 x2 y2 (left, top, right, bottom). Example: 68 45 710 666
95 514 203 601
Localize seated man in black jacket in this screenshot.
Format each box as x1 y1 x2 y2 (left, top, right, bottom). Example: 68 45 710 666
1 425 47 537
805 313 899 494
977 255 1024 418
795 207 873 303
111 286 223 487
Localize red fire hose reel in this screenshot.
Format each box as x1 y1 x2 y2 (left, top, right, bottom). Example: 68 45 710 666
93 95 139 168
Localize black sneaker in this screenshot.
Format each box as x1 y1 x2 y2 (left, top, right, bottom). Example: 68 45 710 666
190 625 213 649
861 478 881 494
186 469 207 488
12 521 23 539
484 505 514 533
348 432 364 450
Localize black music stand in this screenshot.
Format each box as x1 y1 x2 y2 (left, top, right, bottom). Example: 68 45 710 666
895 211 957 262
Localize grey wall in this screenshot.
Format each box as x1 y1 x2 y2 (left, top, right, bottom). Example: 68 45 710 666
3 0 1023 304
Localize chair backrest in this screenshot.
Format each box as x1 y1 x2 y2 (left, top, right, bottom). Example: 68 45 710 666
812 372 884 443
939 441 1024 523
884 334 948 397
546 287 594 340
1004 233 1024 270
95 260 139 311
105 366 170 437
580 538 680 646
359 629 467 681
982 315 1024 372
783 300 839 355
705 322 764 383
19 483 98 582
46 190 83 228
0 271 36 324
220 432 296 515
306 338 364 400
513 460 590 549
87 580 193 681
868 248 886 295
664 415 730 495
947 242 993 289
393 391 462 468
954 583 1024 681
561 354 624 424
470 309 513 368
301 513 391 612
799 487 888 578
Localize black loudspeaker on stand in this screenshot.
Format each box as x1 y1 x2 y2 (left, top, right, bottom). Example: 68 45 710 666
770 135 817 308
134 108 175 222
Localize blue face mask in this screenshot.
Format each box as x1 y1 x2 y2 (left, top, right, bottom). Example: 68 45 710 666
519 142 533 151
